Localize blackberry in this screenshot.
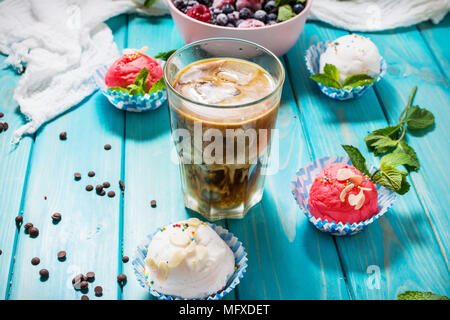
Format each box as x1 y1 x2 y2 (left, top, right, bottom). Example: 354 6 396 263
239 8 253 19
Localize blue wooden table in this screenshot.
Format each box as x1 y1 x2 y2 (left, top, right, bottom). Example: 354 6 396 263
0 14 448 300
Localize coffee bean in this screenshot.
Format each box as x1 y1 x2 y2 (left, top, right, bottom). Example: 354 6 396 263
88 171 95 177
95 185 103 193
100 190 106 196
107 191 115 198
0 123 3 133
102 182 110 188
29 227 39 238
15 216 23 228
51 213 62 223
94 286 103 296
86 272 95 282
2 123 8 131
0 250 2 255
86 185 94 191
73 274 86 287
119 180 125 191
80 281 89 290
57 251 66 261
24 223 33 233
150 200 157 208
31 257 40 265
117 274 127 286
74 172 81 180
122 256 129 263
104 144 111 150
59 132 67 140
39 269 49 279
0 112 3 118
81 295 89 300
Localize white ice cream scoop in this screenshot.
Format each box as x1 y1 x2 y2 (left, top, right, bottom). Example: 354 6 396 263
144 218 235 299
319 34 381 84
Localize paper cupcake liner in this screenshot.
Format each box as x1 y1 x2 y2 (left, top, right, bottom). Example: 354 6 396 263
291 156 397 236
132 222 248 300
305 41 387 101
93 60 167 112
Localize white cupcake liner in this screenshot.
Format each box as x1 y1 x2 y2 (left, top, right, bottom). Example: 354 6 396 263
305 41 387 101
291 156 397 236
93 60 167 112
132 222 248 300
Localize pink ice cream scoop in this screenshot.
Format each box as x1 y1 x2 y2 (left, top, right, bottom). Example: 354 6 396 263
308 163 379 224
105 52 163 92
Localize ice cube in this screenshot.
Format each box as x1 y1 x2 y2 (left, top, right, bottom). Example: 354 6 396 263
217 60 259 85
194 81 241 104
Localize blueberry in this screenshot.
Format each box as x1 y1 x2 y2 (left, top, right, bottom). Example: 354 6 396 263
239 8 253 19
174 0 186 9
227 12 237 24
187 0 199 6
267 13 277 21
293 3 305 14
254 10 267 22
216 13 228 26
267 20 277 26
226 23 235 28
264 1 276 12
222 4 234 14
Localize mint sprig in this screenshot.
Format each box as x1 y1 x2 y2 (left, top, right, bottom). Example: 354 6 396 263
364 86 434 169
108 67 165 95
154 49 177 61
341 144 410 194
310 63 375 89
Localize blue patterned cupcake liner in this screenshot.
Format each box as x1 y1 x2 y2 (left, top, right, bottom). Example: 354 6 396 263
93 61 167 112
305 41 387 101
132 222 248 300
291 156 396 236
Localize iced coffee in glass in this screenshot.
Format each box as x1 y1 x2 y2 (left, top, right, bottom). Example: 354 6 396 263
164 38 284 220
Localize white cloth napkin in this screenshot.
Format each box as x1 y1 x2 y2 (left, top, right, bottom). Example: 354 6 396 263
1 0 448 143
309 0 450 32
0 0 166 143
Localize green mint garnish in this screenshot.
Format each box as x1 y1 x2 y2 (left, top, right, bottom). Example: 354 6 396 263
397 291 449 300
154 49 177 61
277 4 296 22
143 0 157 8
310 63 375 89
341 145 370 176
148 78 165 94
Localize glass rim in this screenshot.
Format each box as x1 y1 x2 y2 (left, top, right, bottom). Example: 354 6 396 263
163 37 285 109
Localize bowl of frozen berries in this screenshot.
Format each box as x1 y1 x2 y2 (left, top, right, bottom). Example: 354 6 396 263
167 0 311 56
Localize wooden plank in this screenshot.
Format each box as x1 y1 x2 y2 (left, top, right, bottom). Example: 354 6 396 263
418 15 450 79
226 62 349 299
286 22 449 299
367 27 450 266
120 15 226 300
0 55 34 299
7 16 127 300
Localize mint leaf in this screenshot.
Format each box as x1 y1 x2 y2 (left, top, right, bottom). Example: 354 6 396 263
148 78 165 94
372 164 409 194
404 106 435 130
324 64 339 83
277 4 296 22
342 74 375 88
133 67 149 91
397 291 449 300
380 152 412 168
275 0 291 6
310 74 341 89
127 84 146 96
341 145 370 176
154 49 177 61
144 0 157 8
392 141 419 171
364 125 401 155
108 87 130 93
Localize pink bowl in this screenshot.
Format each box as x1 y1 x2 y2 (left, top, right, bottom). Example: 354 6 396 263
166 0 312 57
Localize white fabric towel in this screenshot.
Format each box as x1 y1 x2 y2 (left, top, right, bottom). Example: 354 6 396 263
0 0 448 143
0 0 165 143
309 0 450 32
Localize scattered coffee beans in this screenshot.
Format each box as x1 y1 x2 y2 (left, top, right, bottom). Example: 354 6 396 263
102 182 110 188
94 286 103 296
122 256 129 263
86 185 94 191
59 132 67 140
107 191 115 198
29 227 39 238
81 295 89 300
74 172 81 180
86 272 95 282
104 144 111 150
15 216 23 228
51 213 62 223
31 257 40 265
24 223 33 234
117 274 127 286
57 251 66 261
39 269 49 279
150 200 157 208
88 171 95 177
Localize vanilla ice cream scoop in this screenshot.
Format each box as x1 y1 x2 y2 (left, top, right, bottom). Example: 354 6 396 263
319 34 381 84
144 218 235 299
